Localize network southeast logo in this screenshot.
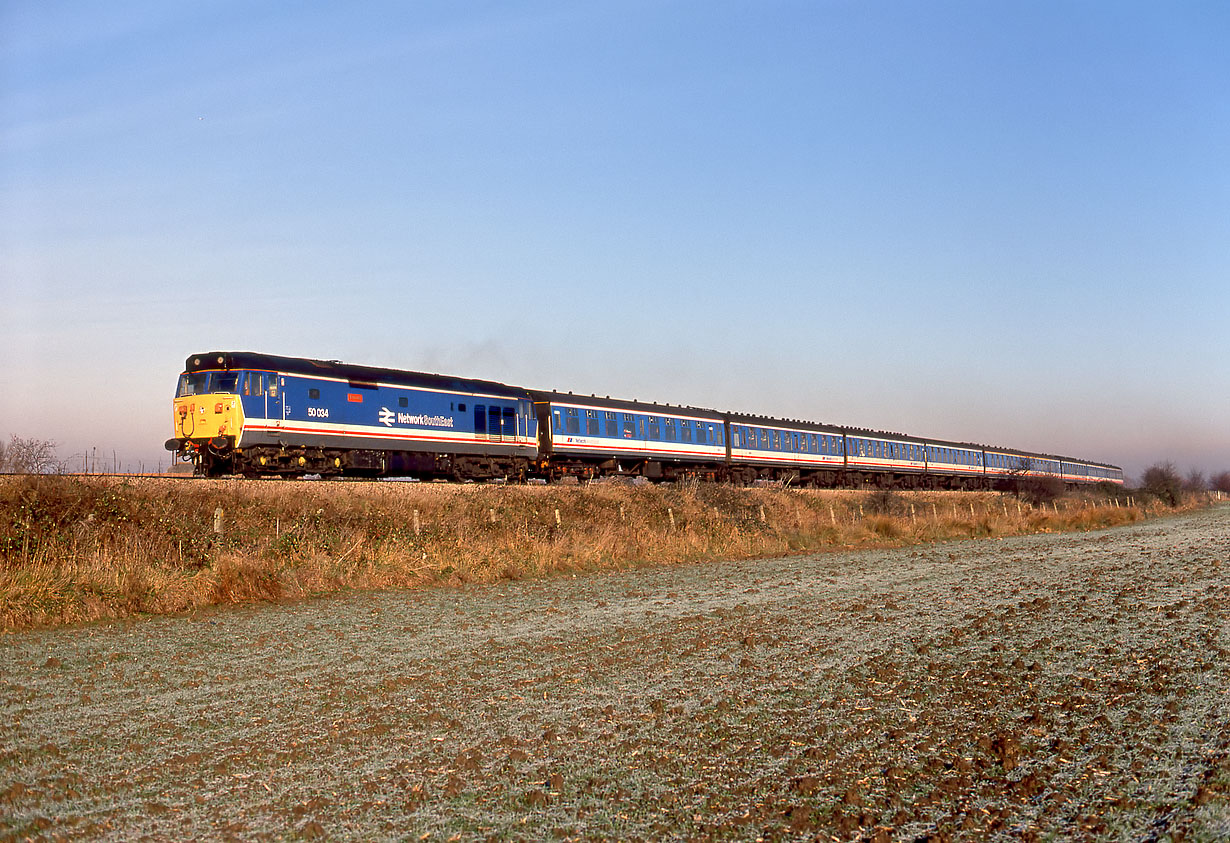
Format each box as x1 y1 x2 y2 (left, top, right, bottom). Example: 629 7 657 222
379 407 455 428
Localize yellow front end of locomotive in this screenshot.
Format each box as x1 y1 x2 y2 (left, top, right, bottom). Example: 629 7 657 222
172 394 245 446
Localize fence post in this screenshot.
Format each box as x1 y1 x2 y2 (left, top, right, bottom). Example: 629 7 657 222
668 508 676 530
213 507 224 535
413 509 421 537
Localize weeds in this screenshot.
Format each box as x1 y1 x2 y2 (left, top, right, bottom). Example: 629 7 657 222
0 475 1198 631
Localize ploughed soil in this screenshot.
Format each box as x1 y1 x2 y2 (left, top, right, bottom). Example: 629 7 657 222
2 507 1228 841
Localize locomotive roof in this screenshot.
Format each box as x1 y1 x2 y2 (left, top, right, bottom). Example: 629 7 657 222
182 352 531 399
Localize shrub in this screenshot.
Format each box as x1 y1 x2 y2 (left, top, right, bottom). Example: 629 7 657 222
865 489 901 516
1211 471 1230 494
1141 462 1183 507
1019 476 1065 506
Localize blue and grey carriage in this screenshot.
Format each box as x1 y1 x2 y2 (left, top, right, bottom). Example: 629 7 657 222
530 391 727 482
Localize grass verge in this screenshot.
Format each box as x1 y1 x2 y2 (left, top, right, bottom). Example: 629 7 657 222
0 475 1189 631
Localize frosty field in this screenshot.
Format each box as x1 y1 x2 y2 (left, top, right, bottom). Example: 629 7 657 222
2 506 1228 841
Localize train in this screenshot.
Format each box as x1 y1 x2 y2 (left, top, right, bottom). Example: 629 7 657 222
166 351 1124 489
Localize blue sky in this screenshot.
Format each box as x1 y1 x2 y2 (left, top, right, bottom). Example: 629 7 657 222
2 0 1227 481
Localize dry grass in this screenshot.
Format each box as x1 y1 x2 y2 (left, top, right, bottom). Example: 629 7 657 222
0 475 1185 631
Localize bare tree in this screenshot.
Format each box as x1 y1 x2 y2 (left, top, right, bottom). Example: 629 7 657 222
1183 468 1207 492
2 435 64 474
1141 461 1183 506
1211 471 1230 494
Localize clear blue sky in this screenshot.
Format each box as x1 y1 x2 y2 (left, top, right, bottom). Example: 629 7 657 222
3 1 1227 481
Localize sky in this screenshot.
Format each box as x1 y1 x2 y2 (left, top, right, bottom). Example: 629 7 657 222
2 0 1227 482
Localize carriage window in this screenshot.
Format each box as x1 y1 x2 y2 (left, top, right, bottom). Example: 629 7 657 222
664 419 676 440
681 421 693 443
553 410 562 432
566 409 580 435
586 410 599 436
605 412 617 437
622 416 636 438
648 417 661 439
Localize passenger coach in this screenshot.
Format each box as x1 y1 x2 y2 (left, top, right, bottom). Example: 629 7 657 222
726 413 846 485
531 392 726 482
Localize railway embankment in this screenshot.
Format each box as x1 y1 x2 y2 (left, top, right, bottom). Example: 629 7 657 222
0 475 1205 631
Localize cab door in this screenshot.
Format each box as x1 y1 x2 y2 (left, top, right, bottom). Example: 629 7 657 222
271 375 285 429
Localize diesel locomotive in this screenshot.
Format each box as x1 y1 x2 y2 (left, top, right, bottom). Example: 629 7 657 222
166 351 1124 488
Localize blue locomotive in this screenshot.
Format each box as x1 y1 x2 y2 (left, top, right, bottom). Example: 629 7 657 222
166 351 1124 488
168 352 536 479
